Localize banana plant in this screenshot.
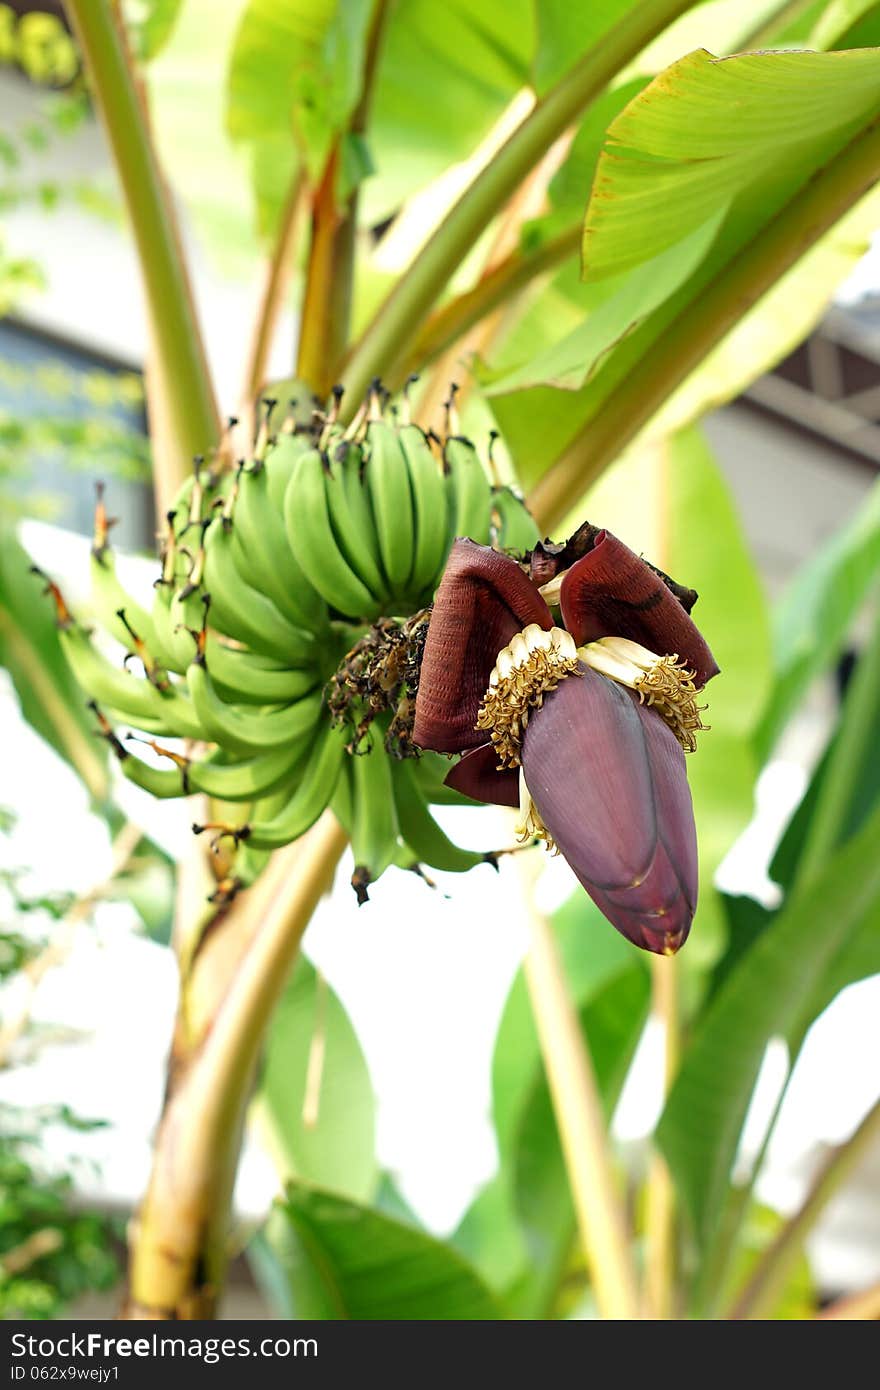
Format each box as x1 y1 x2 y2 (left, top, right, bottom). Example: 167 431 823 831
5 0 880 1319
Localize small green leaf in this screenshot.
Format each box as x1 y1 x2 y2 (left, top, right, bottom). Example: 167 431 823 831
265 1182 501 1319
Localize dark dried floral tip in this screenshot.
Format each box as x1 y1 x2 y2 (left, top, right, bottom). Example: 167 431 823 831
558 531 718 687
412 539 552 753
520 668 697 955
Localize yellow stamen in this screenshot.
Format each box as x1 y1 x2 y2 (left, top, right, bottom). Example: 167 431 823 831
579 636 707 752
514 768 556 852
475 624 580 768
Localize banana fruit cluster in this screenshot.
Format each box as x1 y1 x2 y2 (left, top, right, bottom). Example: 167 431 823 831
55 389 540 902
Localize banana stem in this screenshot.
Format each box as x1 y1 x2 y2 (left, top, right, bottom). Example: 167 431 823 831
241 170 307 419
296 0 389 396
643 955 680 1318
396 224 581 385
340 0 701 410
728 1096 880 1321
529 114 880 534
65 0 218 508
123 813 347 1319
523 900 641 1320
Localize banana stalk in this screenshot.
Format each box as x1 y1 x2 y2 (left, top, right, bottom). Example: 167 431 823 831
123 813 347 1319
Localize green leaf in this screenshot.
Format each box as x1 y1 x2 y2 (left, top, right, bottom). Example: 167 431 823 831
657 794 880 1248
811 0 880 49
265 1182 501 1318
362 0 533 222
533 1 638 95
124 0 184 61
757 478 880 757
0 528 108 802
227 0 373 182
644 183 880 445
253 955 376 1202
490 47 880 488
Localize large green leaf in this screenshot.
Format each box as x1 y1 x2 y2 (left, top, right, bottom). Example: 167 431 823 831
0 528 108 803
226 0 373 185
757 479 880 758
489 48 880 488
657 795 880 1248
361 0 533 222
253 955 376 1202
264 1182 501 1318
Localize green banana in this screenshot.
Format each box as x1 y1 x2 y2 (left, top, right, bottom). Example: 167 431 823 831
89 551 159 655
186 658 323 755
350 739 399 901
202 519 318 662
232 445 328 632
204 636 319 705
119 733 308 802
399 423 449 600
445 435 492 546
329 752 355 834
393 756 491 873
117 747 185 798
240 720 347 849
284 445 382 620
61 623 203 739
323 440 388 603
491 484 540 554
411 751 478 807
365 417 416 598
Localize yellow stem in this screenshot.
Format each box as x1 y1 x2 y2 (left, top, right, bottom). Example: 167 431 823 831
643 954 679 1318
524 902 641 1320
239 170 307 434
123 813 347 1319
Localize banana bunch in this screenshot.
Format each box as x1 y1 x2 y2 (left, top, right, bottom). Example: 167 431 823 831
51 387 540 902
